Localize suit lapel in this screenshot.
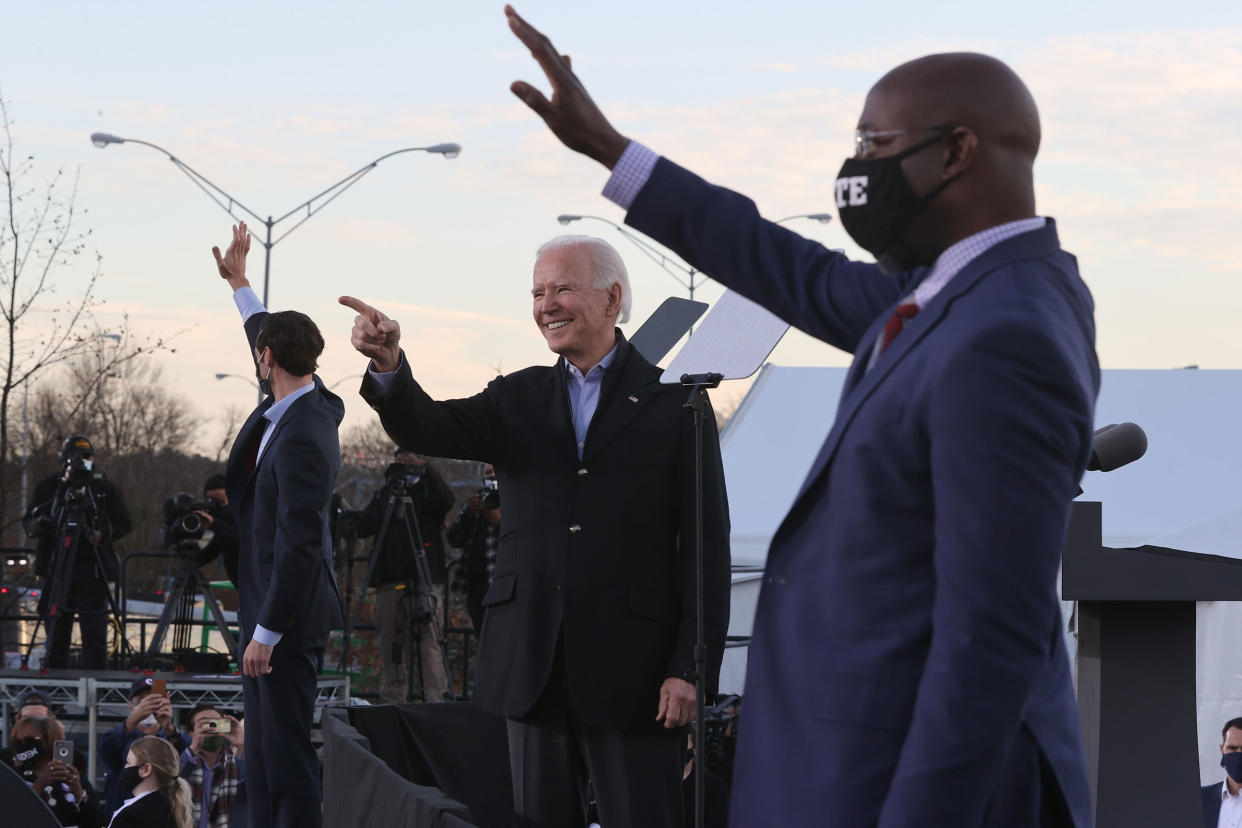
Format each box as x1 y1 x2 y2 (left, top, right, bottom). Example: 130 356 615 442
550 359 581 464
227 399 273 493
581 341 655 462
787 223 1062 507
253 384 324 476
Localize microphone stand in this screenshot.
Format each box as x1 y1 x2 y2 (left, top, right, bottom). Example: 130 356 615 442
682 371 722 828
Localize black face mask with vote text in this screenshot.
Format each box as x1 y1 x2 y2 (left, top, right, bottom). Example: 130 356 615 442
13 737 43 781
834 128 956 273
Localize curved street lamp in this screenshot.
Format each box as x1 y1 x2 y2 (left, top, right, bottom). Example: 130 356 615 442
214 372 259 391
327 373 364 391
556 212 834 301
775 212 833 224
556 214 703 301
90 133 461 309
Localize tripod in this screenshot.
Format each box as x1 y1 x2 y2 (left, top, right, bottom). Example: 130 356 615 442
22 493 132 670
338 486 450 697
145 542 239 665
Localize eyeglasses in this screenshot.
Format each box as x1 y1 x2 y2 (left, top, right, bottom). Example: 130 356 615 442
854 124 953 159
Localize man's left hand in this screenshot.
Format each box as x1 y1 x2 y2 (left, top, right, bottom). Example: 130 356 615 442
243 640 273 677
655 677 696 729
505 5 629 169
212 222 252 289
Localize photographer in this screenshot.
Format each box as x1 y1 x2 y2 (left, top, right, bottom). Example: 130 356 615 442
179 704 245 828
445 464 501 631
197 474 239 586
348 449 454 703
22 434 131 670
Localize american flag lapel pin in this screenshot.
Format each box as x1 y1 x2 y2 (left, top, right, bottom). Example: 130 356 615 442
628 395 639 403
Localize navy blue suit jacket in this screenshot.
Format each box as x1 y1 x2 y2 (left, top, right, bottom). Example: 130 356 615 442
225 312 345 648
1203 782 1222 828
627 158 1098 827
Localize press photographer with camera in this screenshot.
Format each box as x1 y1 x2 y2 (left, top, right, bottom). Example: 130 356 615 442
346 448 454 703
162 475 239 587
445 464 501 631
22 434 131 669
197 474 239 587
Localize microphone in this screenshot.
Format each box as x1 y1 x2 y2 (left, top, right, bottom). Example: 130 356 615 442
1087 422 1147 472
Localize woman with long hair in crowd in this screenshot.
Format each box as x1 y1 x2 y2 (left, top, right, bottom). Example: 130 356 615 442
107 735 192 828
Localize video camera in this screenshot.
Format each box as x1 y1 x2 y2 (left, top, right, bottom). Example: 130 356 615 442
477 477 499 510
162 491 217 547
382 461 425 495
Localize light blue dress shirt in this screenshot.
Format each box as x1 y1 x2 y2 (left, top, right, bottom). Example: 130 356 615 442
566 343 618 459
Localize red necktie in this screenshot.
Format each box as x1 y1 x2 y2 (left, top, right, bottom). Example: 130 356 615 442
878 302 920 355
245 420 268 475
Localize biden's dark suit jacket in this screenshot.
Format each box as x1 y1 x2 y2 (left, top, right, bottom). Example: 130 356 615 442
625 157 1098 827
361 332 730 732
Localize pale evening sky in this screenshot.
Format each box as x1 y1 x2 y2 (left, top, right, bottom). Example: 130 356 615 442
3 1 1239 449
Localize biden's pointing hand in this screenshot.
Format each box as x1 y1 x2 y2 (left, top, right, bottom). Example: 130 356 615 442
339 295 402 374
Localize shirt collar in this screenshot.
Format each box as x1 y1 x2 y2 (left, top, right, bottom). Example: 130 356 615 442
1224 781 1241 801
263 380 316 426
565 340 620 379
913 217 1047 308
119 788 156 810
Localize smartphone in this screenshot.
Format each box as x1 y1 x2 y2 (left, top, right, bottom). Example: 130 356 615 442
53 740 73 764
204 719 232 734
150 678 167 697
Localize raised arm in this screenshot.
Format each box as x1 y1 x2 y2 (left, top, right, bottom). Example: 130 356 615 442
213 221 252 293
213 221 268 353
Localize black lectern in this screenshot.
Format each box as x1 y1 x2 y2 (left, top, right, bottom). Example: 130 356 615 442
1063 501 1242 826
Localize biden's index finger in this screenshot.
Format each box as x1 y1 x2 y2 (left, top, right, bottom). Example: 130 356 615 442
338 295 386 323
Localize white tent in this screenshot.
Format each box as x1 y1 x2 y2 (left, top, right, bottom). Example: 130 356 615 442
718 365 1242 782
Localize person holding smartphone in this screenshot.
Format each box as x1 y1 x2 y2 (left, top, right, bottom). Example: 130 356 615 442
9 714 107 827
178 705 246 828
100 678 187 816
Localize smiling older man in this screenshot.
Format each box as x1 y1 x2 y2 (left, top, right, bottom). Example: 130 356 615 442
340 234 730 828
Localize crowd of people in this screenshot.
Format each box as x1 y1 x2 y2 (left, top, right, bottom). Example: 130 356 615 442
4 687 225 828
6 441 502 825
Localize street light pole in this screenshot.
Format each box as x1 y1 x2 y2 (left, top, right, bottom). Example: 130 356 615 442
214 373 259 391
556 214 702 301
775 212 833 225
90 133 461 310
557 212 833 302
327 374 364 392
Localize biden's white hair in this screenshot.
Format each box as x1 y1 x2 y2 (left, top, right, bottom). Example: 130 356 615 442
535 235 632 324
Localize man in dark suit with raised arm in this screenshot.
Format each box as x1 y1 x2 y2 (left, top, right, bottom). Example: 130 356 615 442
504 7 1097 827
340 233 730 828
213 221 345 828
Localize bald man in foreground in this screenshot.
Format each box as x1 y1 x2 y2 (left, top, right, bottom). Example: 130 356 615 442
505 7 1097 827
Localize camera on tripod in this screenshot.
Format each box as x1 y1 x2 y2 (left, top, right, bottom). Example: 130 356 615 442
382 461 425 495
162 491 217 547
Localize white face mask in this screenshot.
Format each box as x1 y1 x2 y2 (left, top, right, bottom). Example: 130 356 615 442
138 713 158 728
81 459 93 471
